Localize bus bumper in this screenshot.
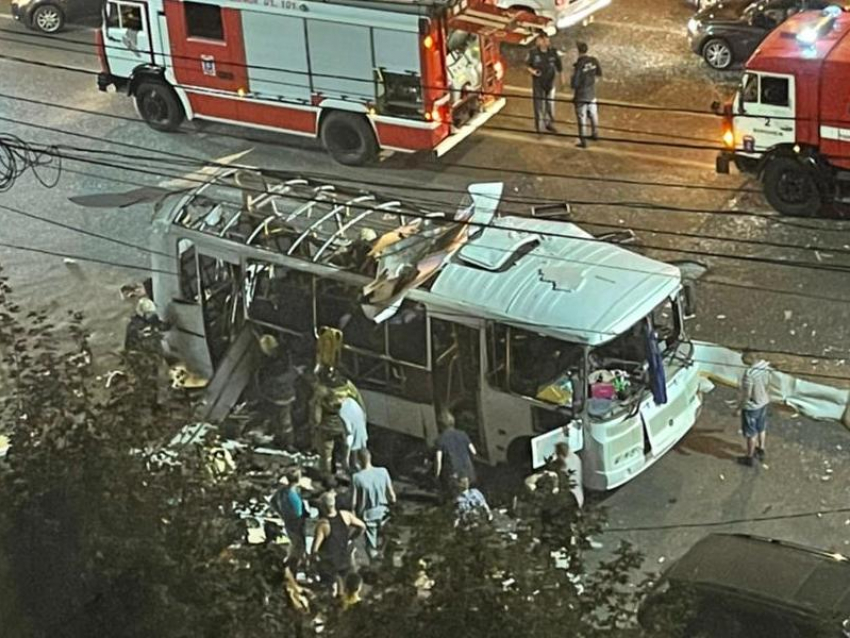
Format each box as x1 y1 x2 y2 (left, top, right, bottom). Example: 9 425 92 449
434 97 506 158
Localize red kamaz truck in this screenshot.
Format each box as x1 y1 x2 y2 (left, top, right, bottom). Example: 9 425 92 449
716 6 850 216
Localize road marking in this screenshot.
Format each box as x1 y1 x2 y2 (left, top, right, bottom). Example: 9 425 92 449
0 13 13 20
503 84 716 119
478 127 715 170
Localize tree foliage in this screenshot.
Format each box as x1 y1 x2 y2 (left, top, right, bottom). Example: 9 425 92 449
0 269 297 638
0 269 684 637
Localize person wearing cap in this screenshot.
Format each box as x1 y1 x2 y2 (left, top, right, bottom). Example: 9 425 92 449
526 30 564 134
256 333 298 449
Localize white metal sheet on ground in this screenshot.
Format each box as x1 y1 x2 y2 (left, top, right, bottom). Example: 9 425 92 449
694 340 850 424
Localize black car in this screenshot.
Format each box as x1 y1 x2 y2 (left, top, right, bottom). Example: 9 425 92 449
638 534 850 638
10 0 102 33
688 0 841 69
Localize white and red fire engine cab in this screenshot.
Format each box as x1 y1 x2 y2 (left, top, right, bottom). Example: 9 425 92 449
716 6 850 216
96 0 547 165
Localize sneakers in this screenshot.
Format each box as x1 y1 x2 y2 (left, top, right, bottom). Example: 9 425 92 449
545 123 557 133
737 456 754 467
591 132 599 141
756 447 766 460
576 140 588 148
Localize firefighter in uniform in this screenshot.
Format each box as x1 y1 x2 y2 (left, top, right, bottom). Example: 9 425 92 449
310 327 365 475
256 334 298 449
124 298 169 381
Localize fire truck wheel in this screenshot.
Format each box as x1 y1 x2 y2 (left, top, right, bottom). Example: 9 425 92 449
321 111 378 166
702 38 733 70
134 81 185 133
31 4 65 33
763 156 823 217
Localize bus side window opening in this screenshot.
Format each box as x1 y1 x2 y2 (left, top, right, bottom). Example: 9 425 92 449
486 323 584 412
178 239 199 303
245 264 314 335
387 302 428 367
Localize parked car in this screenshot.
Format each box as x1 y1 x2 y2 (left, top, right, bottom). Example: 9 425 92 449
495 0 612 31
688 0 841 69
10 0 101 33
638 534 850 638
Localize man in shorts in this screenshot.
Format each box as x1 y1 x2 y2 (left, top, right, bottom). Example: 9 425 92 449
738 353 770 467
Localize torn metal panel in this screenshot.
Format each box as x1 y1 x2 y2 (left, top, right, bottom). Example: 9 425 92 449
196 325 262 422
694 340 850 425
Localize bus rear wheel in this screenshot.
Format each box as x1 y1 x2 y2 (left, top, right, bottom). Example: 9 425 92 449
321 111 378 166
134 81 185 133
763 156 823 217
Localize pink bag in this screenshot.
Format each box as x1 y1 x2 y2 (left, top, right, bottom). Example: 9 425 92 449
591 382 616 400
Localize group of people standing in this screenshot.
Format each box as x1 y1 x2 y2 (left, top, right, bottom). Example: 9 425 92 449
526 31 602 148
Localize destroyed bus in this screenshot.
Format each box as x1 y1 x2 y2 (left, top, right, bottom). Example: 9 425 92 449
148 173 703 491
96 0 548 165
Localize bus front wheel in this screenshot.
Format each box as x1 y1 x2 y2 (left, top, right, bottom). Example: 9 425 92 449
321 111 378 166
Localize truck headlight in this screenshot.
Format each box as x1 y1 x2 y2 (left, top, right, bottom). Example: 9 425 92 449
687 18 700 35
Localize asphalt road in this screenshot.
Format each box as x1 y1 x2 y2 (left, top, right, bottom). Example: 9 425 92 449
1 0 850 568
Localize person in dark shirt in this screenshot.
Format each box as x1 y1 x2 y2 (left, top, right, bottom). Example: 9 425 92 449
272 467 309 574
570 41 603 148
526 31 564 134
434 411 477 499
256 334 298 449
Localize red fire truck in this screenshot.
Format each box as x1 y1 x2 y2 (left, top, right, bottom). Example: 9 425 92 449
96 0 547 165
716 6 850 216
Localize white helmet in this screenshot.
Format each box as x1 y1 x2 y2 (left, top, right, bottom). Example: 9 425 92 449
136 298 157 318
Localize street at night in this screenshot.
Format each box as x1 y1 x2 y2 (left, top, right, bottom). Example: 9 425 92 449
2 0 850 635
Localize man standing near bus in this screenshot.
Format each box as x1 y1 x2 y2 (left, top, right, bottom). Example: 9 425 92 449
526 31 564 134
738 352 771 467
434 411 477 500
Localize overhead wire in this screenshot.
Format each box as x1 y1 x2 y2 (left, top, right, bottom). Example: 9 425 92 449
50 157 850 307
0 47 797 158
0 144 848 376
26 141 850 276
0 99 848 252
2 133 846 280
0 89 768 199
